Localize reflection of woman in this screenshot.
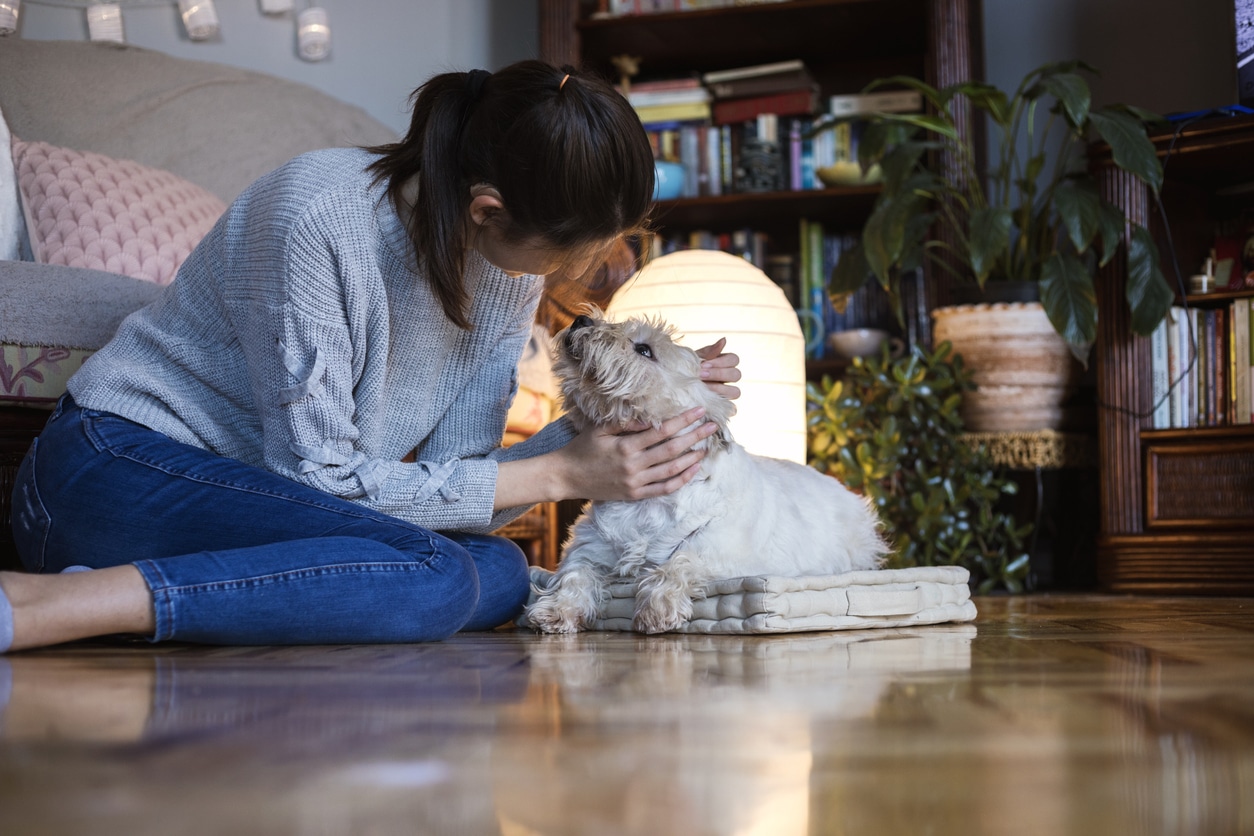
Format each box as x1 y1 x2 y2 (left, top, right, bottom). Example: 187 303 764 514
1 61 740 653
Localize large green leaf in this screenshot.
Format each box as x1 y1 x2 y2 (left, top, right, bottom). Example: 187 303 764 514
968 206 1013 282
865 75 947 110
1053 177 1102 253
1090 109 1163 193
1126 224 1174 336
829 242 873 296
1037 72 1091 128
1039 251 1097 353
952 82 1012 126
862 187 926 284
875 112 960 141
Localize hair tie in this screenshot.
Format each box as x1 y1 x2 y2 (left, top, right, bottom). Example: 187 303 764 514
559 73 571 91
466 69 491 101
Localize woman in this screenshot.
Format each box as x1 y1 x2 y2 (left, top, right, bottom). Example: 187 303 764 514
1 62 740 652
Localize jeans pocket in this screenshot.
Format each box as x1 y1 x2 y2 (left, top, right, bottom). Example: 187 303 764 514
10 438 51 572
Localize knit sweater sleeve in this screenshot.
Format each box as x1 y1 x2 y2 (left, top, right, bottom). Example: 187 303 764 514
226 188 517 533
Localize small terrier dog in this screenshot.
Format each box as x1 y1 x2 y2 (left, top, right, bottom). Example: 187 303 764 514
524 310 888 634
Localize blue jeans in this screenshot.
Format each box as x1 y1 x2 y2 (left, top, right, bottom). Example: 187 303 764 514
9 396 530 645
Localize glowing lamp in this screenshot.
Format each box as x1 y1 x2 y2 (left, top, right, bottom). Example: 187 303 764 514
86 4 124 44
297 7 330 61
178 0 219 40
0 0 19 36
608 249 807 463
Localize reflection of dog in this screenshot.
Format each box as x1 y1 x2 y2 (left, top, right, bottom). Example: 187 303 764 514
524 311 888 634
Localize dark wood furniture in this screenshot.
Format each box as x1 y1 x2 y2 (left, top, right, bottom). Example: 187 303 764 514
1093 114 1254 594
537 0 984 305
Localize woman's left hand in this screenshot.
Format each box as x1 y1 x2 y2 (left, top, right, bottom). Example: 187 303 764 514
696 338 741 400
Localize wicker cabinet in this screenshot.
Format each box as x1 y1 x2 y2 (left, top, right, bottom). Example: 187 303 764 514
1093 115 1254 593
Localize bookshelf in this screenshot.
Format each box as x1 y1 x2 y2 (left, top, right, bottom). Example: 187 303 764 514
1092 114 1254 594
537 0 985 364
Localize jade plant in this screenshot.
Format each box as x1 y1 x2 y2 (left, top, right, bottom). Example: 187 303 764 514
828 61 1172 365
806 343 1032 593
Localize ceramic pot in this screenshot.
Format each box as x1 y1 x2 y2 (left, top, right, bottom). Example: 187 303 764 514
931 301 1086 432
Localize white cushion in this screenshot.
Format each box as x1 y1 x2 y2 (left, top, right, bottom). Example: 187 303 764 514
519 565 977 634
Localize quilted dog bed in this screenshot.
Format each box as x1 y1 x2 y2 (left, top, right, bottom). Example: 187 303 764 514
518 565 977 634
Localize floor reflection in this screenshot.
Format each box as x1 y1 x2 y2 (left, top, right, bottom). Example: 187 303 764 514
0 599 1251 835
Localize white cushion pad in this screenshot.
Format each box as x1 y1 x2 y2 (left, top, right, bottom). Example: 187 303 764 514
520 565 977 634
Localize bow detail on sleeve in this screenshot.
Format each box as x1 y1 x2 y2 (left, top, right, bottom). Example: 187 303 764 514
277 341 327 405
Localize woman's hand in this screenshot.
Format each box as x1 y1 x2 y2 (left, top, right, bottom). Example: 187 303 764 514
695 338 741 400
555 407 718 503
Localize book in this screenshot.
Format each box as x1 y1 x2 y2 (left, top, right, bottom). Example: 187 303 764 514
1167 306 1183 426
827 89 924 117
712 87 820 126
634 100 712 126
702 60 817 100
627 86 711 108
1230 298 1249 424
1150 315 1170 428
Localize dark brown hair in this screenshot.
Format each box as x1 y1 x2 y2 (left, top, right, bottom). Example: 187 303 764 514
367 60 655 329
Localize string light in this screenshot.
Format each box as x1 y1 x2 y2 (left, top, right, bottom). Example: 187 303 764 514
0 0 327 62
86 2 124 43
177 0 218 40
0 0 19 36
296 6 328 62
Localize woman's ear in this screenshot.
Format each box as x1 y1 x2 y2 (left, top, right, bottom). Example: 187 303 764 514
468 183 507 229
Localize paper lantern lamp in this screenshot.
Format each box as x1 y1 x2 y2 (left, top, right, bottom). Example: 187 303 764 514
608 249 808 463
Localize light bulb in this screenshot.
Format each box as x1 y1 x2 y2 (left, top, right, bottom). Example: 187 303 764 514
0 0 20 37
87 4 125 44
297 7 330 62
178 0 219 41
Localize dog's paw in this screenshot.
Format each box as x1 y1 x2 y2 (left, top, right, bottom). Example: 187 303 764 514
632 591 693 635
524 599 588 634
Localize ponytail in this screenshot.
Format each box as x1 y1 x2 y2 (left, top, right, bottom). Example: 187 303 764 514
367 60 655 329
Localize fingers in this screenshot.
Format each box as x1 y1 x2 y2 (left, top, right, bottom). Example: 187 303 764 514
695 338 726 360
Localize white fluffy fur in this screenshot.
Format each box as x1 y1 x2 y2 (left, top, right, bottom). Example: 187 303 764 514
524 310 889 634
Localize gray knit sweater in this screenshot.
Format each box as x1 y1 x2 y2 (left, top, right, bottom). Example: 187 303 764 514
68 148 576 533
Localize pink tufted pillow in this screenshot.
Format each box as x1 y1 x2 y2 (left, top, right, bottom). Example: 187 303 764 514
13 138 227 285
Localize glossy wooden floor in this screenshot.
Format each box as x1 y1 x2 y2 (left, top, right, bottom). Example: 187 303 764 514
1 595 1252 835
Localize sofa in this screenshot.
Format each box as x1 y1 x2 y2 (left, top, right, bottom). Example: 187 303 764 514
0 39 576 569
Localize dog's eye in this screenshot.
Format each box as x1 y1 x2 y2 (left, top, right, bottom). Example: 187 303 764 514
634 343 654 360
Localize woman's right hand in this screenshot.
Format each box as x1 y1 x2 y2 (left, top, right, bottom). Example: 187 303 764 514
558 407 718 502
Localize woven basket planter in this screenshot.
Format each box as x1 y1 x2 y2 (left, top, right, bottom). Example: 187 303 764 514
931 302 1086 432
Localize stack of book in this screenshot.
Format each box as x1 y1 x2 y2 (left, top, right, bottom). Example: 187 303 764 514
1149 300 1254 428
703 60 821 126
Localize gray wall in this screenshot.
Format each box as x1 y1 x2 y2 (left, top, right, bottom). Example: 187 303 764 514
12 0 539 136
984 0 1237 116
12 0 1237 143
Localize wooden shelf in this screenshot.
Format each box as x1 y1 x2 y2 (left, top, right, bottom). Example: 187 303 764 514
577 0 929 86
652 185 880 236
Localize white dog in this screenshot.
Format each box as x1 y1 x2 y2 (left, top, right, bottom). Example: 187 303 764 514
524 310 888 634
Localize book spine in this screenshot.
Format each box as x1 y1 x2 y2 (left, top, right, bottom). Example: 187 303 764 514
827 89 924 117
1167 307 1182 427
704 125 722 196
1151 314 1170 429
808 220 825 359
712 88 819 126
1231 299 1249 425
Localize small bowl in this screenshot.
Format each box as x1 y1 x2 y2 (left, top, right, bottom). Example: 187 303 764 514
653 161 685 201
816 161 882 188
828 328 902 359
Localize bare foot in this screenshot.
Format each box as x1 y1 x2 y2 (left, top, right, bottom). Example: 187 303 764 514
0 568 155 652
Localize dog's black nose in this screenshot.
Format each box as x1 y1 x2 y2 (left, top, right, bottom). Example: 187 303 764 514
570 314 594 332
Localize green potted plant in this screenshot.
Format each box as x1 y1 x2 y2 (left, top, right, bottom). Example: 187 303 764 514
807 343 1032 593
827 62 1172 429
